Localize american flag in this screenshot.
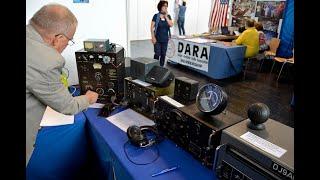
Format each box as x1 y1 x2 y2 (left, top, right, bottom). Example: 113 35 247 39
209 0 229 32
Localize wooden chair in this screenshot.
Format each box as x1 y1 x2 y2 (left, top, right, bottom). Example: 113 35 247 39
259 38 281 72
271 56 294 82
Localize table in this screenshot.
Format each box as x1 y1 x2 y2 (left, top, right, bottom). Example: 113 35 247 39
26 98 89 179
85 107 217 180
204 34 238 42
167 37 246 79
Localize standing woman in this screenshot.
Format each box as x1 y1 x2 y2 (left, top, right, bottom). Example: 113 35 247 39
177 1 187 36
150 1 173 67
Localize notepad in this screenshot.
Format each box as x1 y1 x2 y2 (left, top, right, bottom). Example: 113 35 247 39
40 106 74 127
106 109 155 132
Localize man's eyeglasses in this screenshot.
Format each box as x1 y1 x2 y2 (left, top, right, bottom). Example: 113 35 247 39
55 34 75 46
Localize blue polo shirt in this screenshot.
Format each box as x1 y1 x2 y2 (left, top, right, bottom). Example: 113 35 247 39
152 14 172 43
178 5 186 20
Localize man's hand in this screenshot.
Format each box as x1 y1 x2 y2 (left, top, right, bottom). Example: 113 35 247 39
85 90 99 104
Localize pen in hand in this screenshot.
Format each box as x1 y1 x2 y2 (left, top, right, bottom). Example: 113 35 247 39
151 166 179 177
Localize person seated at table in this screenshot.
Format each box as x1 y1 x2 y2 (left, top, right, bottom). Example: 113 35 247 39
255 22 268 52
235 19 259 58
26 3 98 165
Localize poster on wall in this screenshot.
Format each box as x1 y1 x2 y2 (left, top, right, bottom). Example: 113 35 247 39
231 0 256 27
255 1 286 35
166 38 211 72
255 1 286 20
258 19 279 32
232 0 256 17
73 0 89 3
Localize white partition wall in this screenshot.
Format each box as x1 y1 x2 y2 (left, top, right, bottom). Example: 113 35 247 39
26 0 128 85
128 0 213 41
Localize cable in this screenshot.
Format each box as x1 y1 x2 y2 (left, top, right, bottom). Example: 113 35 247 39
69 85 77 96
123 140 160 165
110 43 126 69
114 43 127 58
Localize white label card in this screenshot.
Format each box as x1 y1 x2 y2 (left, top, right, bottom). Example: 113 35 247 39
160 96 184 108
132 79 152 87
240 131 287 158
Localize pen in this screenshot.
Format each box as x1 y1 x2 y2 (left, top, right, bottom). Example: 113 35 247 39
151 166 179 177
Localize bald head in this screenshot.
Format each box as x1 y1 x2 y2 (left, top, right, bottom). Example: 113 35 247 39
30 3 78 37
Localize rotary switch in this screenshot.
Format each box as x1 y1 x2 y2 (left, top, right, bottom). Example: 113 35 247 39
96 88 104 95
95 72 103 81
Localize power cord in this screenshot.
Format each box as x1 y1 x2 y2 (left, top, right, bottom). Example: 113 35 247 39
123 140 160 165
69 85 77 96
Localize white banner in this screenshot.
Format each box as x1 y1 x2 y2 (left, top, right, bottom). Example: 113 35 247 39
166 38 211 72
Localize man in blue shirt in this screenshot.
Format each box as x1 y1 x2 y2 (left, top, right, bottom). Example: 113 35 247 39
150 1 173 66
177 1 187 35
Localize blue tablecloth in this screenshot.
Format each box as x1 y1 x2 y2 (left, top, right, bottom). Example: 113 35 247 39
183 43 245 79
26 112 89 180
168 38 246 79
208 43 246 79
85 107 217 180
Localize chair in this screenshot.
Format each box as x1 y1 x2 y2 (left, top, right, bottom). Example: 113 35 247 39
258 38 281 72
243 55 258 80
271 56 294 82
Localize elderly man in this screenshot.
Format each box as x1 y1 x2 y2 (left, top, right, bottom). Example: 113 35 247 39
26 4 98 165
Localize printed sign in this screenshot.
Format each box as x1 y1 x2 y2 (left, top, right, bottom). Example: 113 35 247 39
166 38 210 72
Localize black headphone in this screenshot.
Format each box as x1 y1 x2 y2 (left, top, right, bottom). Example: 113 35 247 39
127 125 162 148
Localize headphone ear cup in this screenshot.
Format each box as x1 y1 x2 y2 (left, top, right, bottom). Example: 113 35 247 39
127 125 145 146
140 126 162 145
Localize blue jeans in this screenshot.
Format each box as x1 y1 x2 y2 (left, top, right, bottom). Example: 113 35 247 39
178 18 185 35
154 42 168 67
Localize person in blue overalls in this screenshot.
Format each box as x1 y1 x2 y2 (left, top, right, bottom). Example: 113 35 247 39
177 1 187 36
150 1 173 67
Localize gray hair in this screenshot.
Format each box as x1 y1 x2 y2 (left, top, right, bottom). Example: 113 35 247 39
29 3 78 36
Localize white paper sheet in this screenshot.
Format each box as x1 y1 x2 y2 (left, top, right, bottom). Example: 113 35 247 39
40 106 74 127
185 38 216 44
240 132 287 158
132 79 152 87
160 96 184 108
89 103 105 108
106 109 155 132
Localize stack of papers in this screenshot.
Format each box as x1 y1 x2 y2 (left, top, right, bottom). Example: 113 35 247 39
106 109 155 132
40 106 74 127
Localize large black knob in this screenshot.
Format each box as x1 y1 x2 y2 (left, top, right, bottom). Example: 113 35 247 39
247 103 270 130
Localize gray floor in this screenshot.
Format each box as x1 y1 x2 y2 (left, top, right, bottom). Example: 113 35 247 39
130 40 294 128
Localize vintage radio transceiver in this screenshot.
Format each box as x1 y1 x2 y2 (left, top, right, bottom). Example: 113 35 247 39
75 47 125 104
174 76 199 105
130 57 160 81
124 77 174 119
213 103 294 180
83 39 112 52
154 96 244 168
